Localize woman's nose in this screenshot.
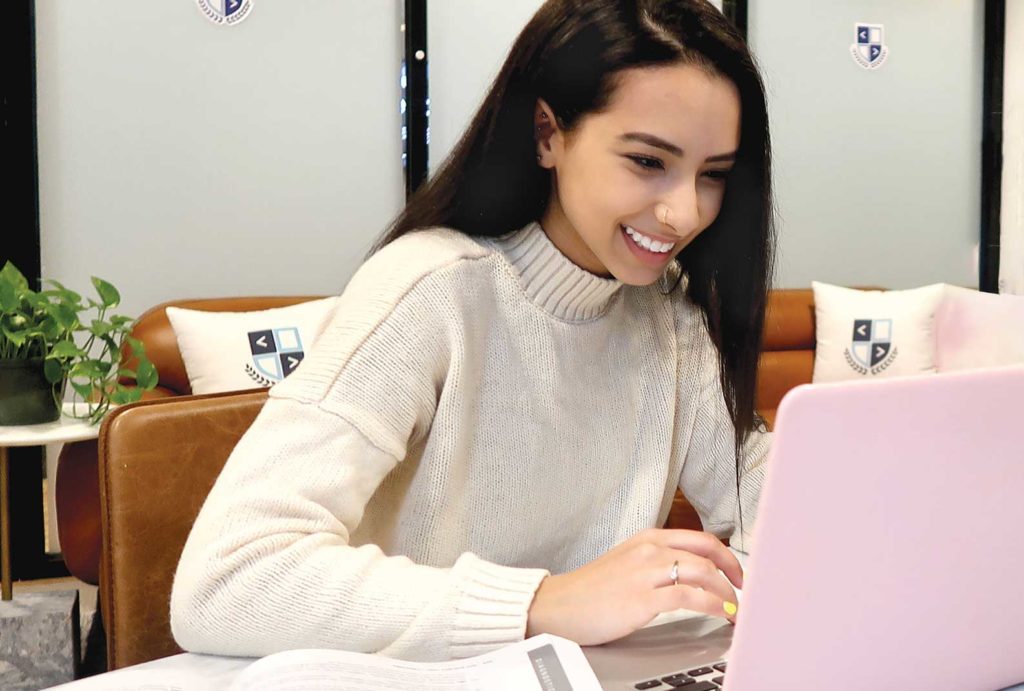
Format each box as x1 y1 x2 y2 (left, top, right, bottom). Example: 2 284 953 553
657 183 700 237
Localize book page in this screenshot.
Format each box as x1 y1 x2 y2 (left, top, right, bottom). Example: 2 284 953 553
229 634 602 691
47 652 256 691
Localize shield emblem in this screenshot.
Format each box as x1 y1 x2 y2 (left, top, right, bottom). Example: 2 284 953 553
195 0 252 25
247 327 305 383
202 0 244 17
850 319 892 369
856 25 884 65
851 23 888 69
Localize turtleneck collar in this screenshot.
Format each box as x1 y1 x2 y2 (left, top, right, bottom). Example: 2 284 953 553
490 222 623 322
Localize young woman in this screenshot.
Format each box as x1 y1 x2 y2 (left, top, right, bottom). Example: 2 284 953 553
171 0 774 661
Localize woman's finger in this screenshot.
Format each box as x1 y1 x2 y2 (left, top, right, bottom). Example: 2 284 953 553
653 551 738 610
646 582 737 623
653 529 744 588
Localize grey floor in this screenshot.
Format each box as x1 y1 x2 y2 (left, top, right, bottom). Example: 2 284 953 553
12 577 103 677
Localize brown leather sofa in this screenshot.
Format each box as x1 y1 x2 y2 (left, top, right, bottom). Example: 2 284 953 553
99 389 268 669
71 290 817 668
56 297 320 586
94 289 817 669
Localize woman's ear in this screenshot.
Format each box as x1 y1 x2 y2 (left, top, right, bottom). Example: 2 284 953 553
534 99 560 169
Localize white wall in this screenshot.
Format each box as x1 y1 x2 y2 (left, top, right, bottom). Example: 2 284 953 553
34 1 405 552
34 0 992 305
429 0 984 290
36 1 405 319
1000 0 1024 295
427 0 724 172
750 0 984 289
427 0 546 174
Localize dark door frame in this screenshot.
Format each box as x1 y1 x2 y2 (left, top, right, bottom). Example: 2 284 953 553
2 0 67 581
981 0 1005 292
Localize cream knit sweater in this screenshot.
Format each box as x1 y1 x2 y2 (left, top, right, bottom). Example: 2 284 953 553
170 222 770 662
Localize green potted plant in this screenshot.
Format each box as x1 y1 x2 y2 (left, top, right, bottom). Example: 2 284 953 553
0 261 158 425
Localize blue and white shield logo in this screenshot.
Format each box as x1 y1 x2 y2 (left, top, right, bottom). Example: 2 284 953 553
850 23 888 70
195 0 253 26
850 319 892 369
245 327 304 386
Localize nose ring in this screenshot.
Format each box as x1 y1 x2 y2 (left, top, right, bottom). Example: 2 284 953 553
655 203 672 227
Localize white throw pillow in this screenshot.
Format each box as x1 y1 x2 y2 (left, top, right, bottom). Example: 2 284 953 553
935 285 1024 371
166 297 338 395
811 282 945 383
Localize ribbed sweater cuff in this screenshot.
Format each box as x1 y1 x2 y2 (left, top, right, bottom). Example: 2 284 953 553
449 553 550 659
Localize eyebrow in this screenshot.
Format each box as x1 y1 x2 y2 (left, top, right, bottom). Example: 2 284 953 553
619 132 737 163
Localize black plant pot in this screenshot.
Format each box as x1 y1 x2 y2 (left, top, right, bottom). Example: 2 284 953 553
0 358 61 425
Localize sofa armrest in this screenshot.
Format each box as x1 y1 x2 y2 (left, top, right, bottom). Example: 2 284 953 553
98 389 268 669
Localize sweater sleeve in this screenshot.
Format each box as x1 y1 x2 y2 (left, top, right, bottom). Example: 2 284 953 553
170 233 549 661
676 310 772 554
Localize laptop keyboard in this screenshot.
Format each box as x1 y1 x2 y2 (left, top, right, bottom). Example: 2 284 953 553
633 661 727 689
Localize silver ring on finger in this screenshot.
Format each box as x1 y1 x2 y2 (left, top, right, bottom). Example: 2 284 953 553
670 560 679 586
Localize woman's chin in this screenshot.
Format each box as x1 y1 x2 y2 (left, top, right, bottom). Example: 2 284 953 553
607 263 669 287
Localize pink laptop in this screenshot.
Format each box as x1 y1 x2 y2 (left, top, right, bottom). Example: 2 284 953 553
586 366 1024 690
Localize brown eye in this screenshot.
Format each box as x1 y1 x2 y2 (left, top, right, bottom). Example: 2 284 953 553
702 168 732 182
626 155 665 171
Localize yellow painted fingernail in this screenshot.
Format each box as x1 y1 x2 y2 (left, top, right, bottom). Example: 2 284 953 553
723 602 738 616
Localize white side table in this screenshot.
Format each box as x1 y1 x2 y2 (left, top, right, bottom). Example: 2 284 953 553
0 404 103 601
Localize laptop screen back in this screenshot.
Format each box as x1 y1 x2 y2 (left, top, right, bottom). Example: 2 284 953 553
726 366 1024 691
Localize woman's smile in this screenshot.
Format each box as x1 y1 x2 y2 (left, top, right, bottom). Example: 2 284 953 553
620 224 680 267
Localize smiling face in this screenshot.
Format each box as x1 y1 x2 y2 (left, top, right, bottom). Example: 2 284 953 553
536 63 742 285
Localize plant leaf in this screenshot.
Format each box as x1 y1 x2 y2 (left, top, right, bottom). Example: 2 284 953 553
48 339 85 358
135 359 159 389
0 281 19 312
43 357 65 384
51 302 80 331
110 386 144 405
109 389 132 405
1 323 27 347
71 381 94 399
91 319 114 337
0 262 30 292
70 359 104 379
91 277 121 308
39 316 61 341
42 283 82 305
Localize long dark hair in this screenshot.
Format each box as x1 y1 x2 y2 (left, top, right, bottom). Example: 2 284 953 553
375 0 774 479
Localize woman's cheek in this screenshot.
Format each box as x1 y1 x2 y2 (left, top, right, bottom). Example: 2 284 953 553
703 189 727 227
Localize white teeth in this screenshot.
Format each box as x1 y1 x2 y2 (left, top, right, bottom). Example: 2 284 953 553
624 226 673 254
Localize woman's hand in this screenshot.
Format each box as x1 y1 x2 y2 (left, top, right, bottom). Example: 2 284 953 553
525 528 742 646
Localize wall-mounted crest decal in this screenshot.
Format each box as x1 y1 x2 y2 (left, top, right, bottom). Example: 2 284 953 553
851 23 888 70
196 0 252 27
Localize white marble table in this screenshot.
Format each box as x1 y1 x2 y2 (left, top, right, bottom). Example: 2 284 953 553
0 403 103 601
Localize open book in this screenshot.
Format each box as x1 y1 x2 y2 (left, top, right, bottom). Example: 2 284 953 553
227 633 602 691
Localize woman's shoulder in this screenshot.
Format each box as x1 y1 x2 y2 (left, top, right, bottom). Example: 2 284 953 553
368 227 494 274
342 228 496 305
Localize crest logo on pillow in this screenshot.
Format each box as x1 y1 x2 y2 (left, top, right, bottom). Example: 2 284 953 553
844 319 898 375
245 327 305 387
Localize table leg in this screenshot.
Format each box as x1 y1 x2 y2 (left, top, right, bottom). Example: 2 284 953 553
1 446 11 600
